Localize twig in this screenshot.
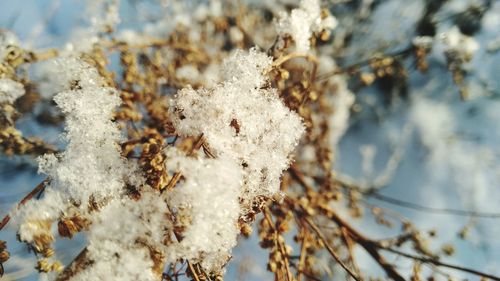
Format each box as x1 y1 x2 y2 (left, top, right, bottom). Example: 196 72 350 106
303 217 361 281
315 46 413 82
323 204 500 281
201 142 215 159
56 248 91 281
286 166 405 280
30 49 59 63
340 226 362 277
296 228 308 281
162 134 205 192
121 133 176 147
380 247 500 281
369 192 500 219
263 207 293 281
187 261 201 281
0 179 47 231
290 263 322 281
289 164 314 193
320 206 405 281
272 52 318 69
335 175 500 219
197 263 212 281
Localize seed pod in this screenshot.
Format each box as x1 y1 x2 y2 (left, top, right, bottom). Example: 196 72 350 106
58 215 89 238
0 251 9 263
36 259 51 273
42 248 55 258
33 233 54 253
240 223 252 237
51 261 64 273
267 261 277 273
58 219 77 238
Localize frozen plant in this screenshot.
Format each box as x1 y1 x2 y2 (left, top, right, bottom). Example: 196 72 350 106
165 148 242 272
1 1 499 281
276 0 337 52
165 48 305 272
12 57 145 276
36 57 134 205
70 191 168 281
170 48 305 214
440 26 480 61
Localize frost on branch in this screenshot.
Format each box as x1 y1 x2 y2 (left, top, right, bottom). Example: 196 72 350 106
171 48 305 214
440 26 480 60
0 78 25 104
276 0 337 52
37 57 132 205
16 189 66 246
168 48 304 272
13 57 141 269
165 148 242 272
0 29 19 60
36 57 110 98
438 26 480 99
71 191 168 281
64 0 120 52
0 31 24 104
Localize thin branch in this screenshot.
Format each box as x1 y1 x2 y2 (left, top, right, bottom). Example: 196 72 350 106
335 175 500 219
340 226 362 277
263 207 293 281
315 46 413 82
0 179 47 231
321 204 500 281
290 167 404 280
369 192 500 219
296 228 308 281
121 133 176 147
380 247 500 281
162 134 205 192
30 49 59 63
289 164 314 193
187 261 201 281
319 207 405 281
56 248 91 281
272 52 318 69
303 217 361 281
290 263 322 281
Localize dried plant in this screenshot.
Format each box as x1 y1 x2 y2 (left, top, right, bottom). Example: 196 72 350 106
0 0 499 280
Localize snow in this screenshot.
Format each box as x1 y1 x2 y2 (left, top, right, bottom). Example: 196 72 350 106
16 189 66 244
61 0 120 52
171 48 305 213
72 191 168 281
13 56 141 258
37 57 131 205
439 26 480 58
165 148 242 272
276 0 337 52
166 48 304 272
